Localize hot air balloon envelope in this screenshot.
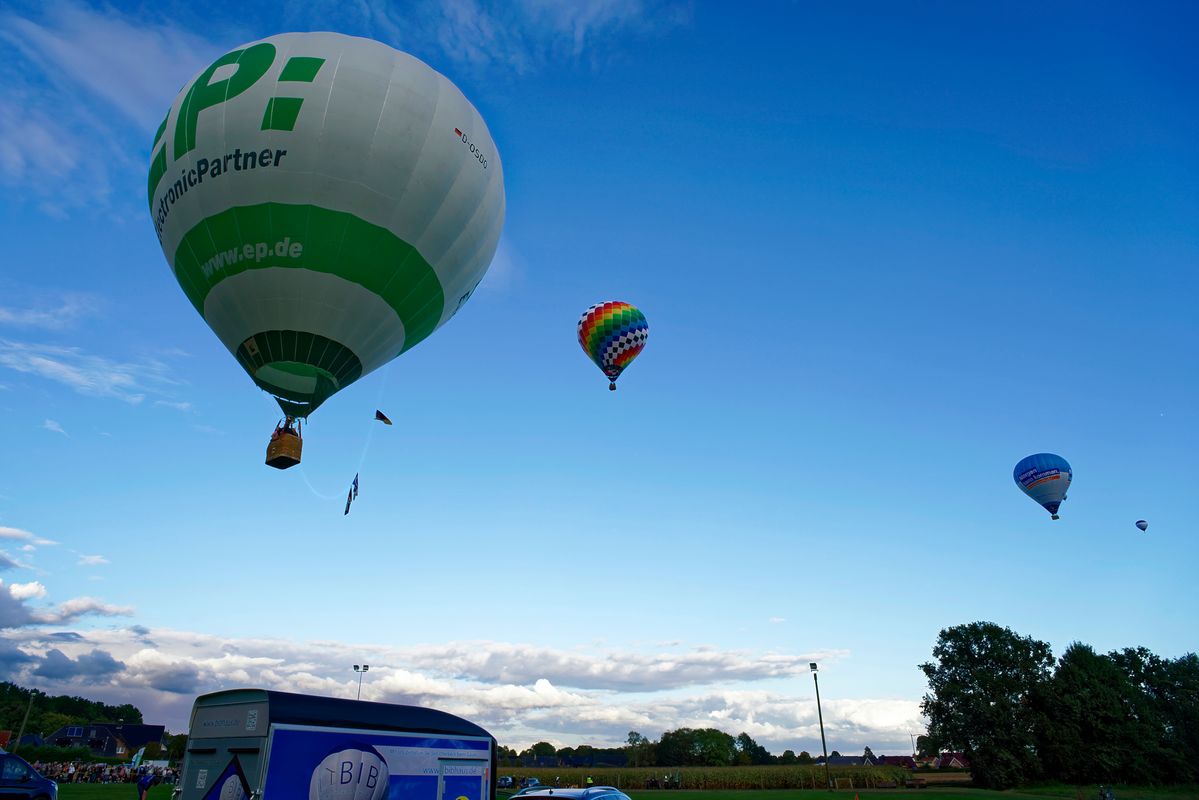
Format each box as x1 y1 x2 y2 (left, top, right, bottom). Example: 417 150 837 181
1135 520 1148 531
578 301 648 390
309 746 389 800
148 32 505 418
1013 453 1072 519
218 774 248 800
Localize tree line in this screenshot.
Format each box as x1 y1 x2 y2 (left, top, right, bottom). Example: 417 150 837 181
500 729 824 768
921 621 1199 789
0 682 143 739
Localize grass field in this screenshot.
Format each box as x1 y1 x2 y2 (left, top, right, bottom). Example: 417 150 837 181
623 790 1199 800
52 783 1199 800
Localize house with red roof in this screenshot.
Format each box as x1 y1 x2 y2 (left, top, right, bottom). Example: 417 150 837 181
934 752 970 769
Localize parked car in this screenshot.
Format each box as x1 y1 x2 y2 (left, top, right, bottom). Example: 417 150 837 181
0 753 57 800
519 778 541 789
516 787 631 800
498 776 514 789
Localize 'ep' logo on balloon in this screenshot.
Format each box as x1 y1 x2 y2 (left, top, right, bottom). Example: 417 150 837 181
308 746 390 800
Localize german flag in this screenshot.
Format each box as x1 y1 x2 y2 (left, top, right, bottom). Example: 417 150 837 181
374 409 393 425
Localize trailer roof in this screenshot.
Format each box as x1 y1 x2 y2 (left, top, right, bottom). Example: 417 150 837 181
192 689 494 741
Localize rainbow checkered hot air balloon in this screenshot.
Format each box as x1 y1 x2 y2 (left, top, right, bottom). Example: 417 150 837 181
577 301 648 391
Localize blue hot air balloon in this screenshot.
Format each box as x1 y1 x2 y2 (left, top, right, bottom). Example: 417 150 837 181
1013 453 1072 520
1135 520 1148 532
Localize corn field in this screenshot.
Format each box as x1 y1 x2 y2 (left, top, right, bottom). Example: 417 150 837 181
498 765 911 791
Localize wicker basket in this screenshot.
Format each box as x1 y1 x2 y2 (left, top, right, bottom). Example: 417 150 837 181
266 432 303 469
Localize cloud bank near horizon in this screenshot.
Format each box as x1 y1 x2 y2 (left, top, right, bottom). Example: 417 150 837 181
2 621 921 753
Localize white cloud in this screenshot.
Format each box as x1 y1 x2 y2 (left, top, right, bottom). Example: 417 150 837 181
33 646 124 681
400 641 847 691
9 581 46 600
518 0 668 57
0 96 81 181
0 2 219 216
0 626 909 754
0 92 112 217
29 596 133 625
0 579 107 627
1 3 219 130
341 0 687 74
1 0 685 219
769 616 786 624
425 0 532 73
42 418 68 436
0 339 178 404
0 526 57 547
77 554 108 566
154 400 192 412
0 293 100 330
191 424 224 435
478 235 524 292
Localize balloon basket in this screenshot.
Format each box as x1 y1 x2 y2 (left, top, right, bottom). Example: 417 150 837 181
609 382 616 391
1050 514 1060 520
266 431 303 469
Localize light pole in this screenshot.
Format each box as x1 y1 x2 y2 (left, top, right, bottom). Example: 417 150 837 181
810 662 831 791
353 664 370 700
13 688 35 754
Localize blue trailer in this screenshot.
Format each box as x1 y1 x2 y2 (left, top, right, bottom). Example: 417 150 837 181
176 689 496 800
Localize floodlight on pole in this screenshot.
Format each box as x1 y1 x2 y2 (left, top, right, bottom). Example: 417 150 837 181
353 664 370 700
810 662 831 791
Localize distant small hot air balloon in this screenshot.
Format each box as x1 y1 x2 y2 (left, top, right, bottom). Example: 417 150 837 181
577 301 648 390
1013 453 1072 520
1135 520 1148 532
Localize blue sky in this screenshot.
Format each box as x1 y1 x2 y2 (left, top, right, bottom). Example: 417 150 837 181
1 0 1196 754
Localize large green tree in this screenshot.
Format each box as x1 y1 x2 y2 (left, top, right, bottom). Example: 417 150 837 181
1033 643 1166 784
920 622 1053 789
656 728 737 766
625 731 656 767
522 741 556 760
915 734 936 758
734 732 773 765
166 734 189 762
1108 647 1199 782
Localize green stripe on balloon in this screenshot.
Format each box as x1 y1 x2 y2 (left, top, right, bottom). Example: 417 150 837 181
237 331 361 416
172 203 445 354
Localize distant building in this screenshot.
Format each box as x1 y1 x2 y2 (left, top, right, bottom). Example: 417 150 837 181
877 755 918 769
817 755 871 767
934 752 970 769
45 724 166 759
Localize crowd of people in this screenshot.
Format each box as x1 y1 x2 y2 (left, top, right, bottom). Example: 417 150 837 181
29 762 178 785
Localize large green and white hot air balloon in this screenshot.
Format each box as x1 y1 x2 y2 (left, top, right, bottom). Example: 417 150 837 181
147 32 504 465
